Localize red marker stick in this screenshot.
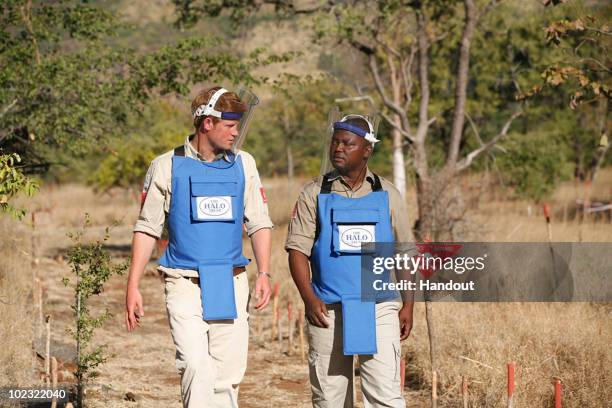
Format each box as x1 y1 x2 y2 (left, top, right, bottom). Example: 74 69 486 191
554 379 562 408
507 362 515 408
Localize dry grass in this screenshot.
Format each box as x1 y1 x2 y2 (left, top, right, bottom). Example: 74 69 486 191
1 168 610 406
0 217 36 387
261 175 310 227
16 183 141 229
406 302 611 407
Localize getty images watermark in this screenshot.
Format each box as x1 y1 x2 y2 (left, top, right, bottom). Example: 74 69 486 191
360 242 612 302
371 247 485 292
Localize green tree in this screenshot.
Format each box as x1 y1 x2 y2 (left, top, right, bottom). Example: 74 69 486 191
0 152 38 218
519 0 610 183
1 0 292 204
90 101 192 191
497 128 573 201
63 215 128 407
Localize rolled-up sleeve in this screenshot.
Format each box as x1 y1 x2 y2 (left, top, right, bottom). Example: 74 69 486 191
133 155 170 239
285 181 318 257
240 151 274 236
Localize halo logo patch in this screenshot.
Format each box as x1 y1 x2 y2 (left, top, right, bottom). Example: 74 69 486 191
196 196 233 220
339 225 375 251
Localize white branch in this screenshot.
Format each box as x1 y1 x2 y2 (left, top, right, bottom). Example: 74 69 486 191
1 99 18 119
369 54 404 117
368 53 414 136
380 111 415 142
402 44 417 110
457 110 522 172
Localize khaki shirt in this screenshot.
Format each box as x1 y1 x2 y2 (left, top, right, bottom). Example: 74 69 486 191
134 136 274 277
285 168 416 257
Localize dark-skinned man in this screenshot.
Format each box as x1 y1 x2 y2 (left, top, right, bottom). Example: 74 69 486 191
286 114 417 408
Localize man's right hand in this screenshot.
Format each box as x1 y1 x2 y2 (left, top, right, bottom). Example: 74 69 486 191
304 294 329 328
125 286 144 332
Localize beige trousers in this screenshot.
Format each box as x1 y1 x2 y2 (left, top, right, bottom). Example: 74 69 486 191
307 302 405 408
164 272 250 408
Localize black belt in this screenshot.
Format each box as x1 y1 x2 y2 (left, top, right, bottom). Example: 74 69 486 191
184 266 246 284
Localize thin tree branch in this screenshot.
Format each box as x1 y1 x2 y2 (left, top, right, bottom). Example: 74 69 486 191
479 0 502 20
369 54 405 119
583 25 612 36
414 11 430 143
446 0 478 167
0 128 16 146
0 99 18 119
589 137 610 183
457 110 522 172
589 98 610 183
465 111 507 186
350 39 374 56
369 55 415 140
402 44 417 110
380 111 415 142
576 58 611 73
465 111 485 149
19 0 41 65
411 9 431 181
375 37 402 59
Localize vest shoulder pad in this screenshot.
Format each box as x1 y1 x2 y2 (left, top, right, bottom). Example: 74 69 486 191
173 145 186 157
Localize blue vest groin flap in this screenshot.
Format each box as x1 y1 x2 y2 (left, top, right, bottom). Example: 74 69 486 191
341 294 377 355
198 263 237 320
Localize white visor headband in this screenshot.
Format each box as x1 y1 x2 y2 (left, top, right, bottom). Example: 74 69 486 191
333 114 379 144
192 88 243 120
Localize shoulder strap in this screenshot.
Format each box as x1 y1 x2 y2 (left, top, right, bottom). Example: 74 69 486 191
314 173 333 245
173 145 185 157
319 172 334 195
371 173 383 192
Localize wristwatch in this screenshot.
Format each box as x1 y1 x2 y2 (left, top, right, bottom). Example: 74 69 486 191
257 271 271 279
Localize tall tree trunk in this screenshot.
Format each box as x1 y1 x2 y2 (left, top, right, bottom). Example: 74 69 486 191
386 52 408 198
414 175 433 240
286 142 294 181
446 0 477 168
283 105 294 184
392 119 406 197
587 98 610 183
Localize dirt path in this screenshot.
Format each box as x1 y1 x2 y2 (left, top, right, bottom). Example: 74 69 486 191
35 219 427 407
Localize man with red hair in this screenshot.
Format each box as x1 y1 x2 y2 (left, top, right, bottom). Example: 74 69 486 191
125 87 273 407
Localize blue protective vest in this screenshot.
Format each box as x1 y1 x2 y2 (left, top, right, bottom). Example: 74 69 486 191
311 173 396 355
159 145 249 320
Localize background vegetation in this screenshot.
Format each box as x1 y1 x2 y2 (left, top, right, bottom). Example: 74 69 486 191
1 0 609 204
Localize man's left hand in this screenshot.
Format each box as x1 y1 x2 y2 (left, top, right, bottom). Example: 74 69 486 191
398 303 414 340
254 273 272 310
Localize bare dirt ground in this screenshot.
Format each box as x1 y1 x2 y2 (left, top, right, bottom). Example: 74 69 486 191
33 214 428 407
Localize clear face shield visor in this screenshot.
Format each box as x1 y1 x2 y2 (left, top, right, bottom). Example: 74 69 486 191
320 107 381 175
192 87 259 154
233 87 259 153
